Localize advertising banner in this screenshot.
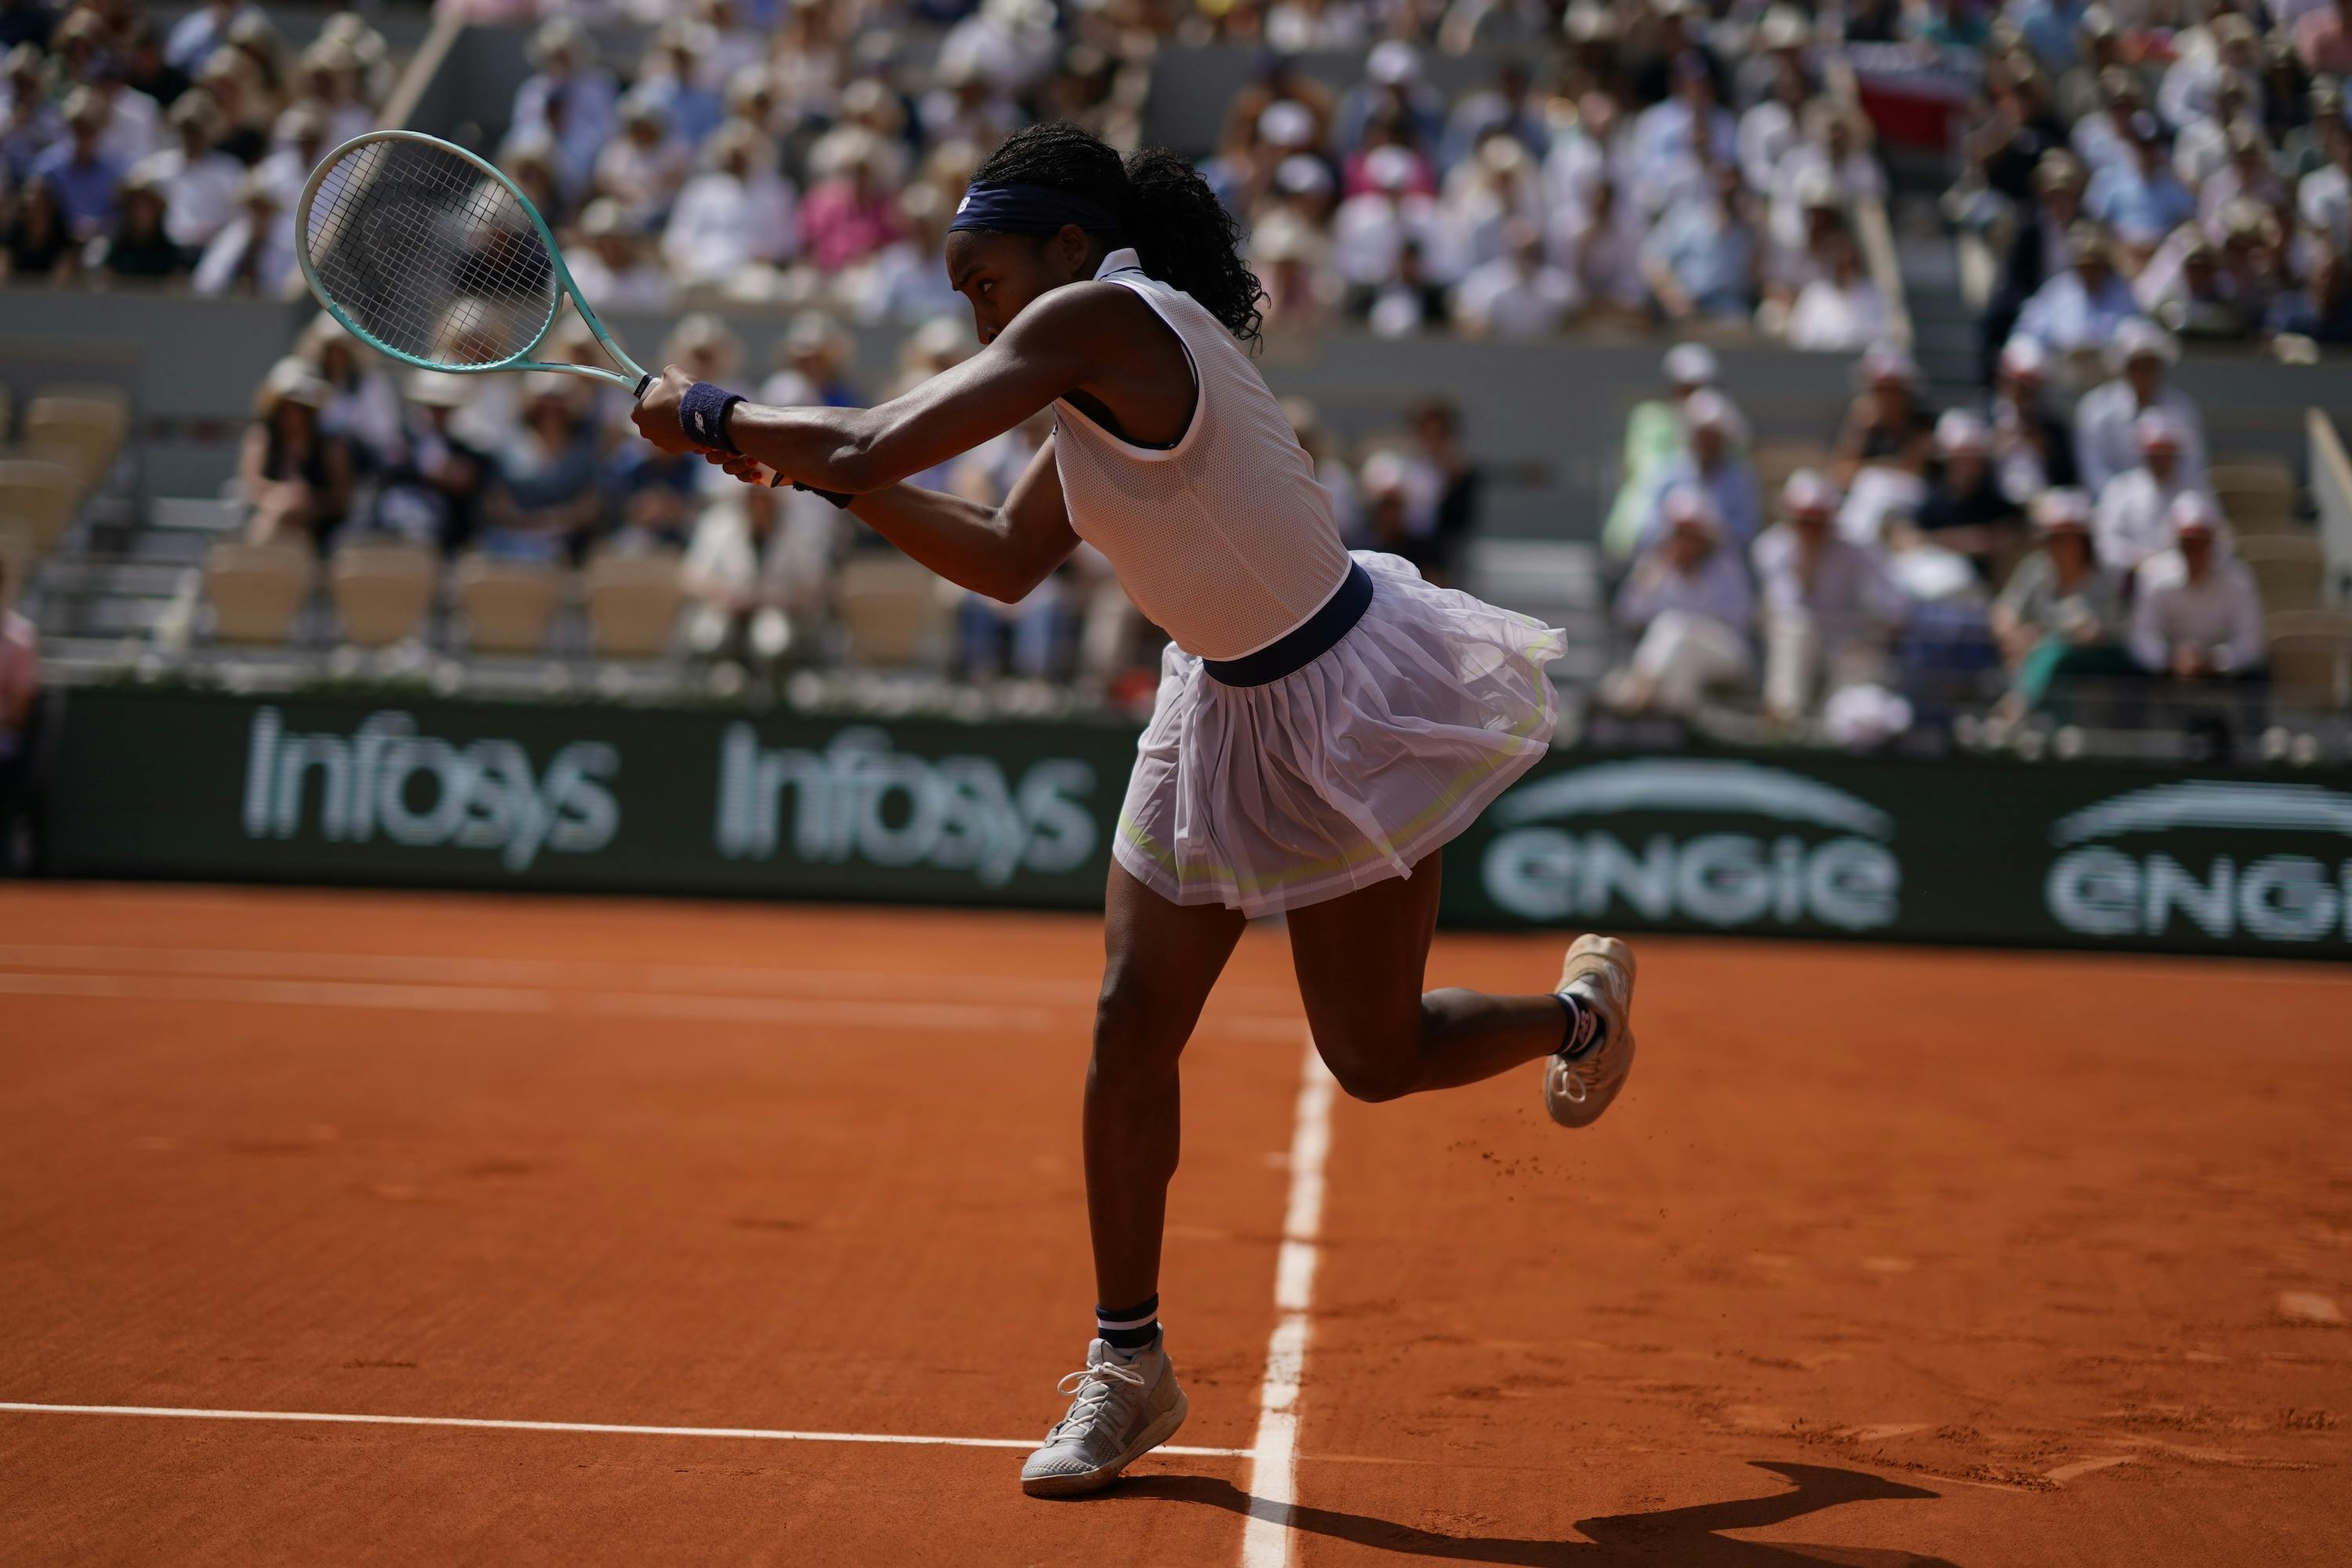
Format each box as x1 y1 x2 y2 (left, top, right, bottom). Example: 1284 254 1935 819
43 688 2352 960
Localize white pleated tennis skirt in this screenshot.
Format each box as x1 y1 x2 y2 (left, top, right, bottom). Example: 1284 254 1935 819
1112 550 1562 917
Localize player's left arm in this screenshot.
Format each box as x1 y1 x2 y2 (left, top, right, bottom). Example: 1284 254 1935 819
630 285 1123 495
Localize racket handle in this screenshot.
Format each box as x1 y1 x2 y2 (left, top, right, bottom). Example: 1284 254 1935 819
768 472 854 508
633 372 652 398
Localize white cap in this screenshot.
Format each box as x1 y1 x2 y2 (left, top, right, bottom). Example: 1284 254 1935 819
2169 489 2224 536
1997 335 2049 383
406 369 474 409
2135 409 2183 451
1274 154 1334 198
1860 343 1919 386
1256 99 1316 148
1359 450 1410 498
1661 485 1722 535
1782 467 1839 517
1683 388 1734 432
1934 408 1990 455
2111 316 2179 368
1367 40 1421 85
1364 144 1420 193
1662 341 1718 387
2032 487 2092 531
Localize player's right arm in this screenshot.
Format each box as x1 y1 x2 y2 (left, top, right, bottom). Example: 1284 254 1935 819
827 435 1079 604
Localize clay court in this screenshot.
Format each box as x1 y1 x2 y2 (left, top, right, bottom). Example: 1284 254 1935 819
2 883 2347 1566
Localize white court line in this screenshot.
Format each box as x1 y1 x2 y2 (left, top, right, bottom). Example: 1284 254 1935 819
0 969 1302 1041
0 1402 1249 1457
1239 1036 1337 1568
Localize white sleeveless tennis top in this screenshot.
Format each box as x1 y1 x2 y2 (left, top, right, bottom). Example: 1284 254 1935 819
1051 248 1352 662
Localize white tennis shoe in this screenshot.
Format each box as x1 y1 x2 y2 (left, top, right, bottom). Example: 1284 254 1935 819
1545 934 1637 1128
1019 1338 1188 1497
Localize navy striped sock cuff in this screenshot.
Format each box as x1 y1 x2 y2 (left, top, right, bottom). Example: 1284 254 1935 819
1096 1294 1160 1351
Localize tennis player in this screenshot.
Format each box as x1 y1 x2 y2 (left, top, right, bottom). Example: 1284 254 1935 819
631 122 1639 1498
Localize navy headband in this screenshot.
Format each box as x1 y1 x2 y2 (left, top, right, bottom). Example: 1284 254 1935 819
949 182 1124 238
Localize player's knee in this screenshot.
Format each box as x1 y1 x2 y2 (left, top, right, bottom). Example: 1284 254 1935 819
1319 1044 1417 1104
1091 978 1189 1074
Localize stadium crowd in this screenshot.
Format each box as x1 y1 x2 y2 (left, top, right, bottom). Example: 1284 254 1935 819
1595 332 2270 749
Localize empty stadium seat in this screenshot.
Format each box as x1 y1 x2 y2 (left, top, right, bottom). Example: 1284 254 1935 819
2210 462 2296 536
581 549 684 659
452 554 562 654
837 553 947 667
0 523 26 602
2237 535 2325 615
0 458 76 554
203 539 314 644
2266 619 2351 714
23 393 125 496
329 539 438 648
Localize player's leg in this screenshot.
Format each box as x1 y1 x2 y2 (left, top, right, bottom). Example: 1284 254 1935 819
1285 849 1637 1123
1023 862 1243 1497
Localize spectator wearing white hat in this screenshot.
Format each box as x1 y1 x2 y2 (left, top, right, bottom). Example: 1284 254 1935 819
2014 220 2143 357
1605 487 1757 717
1986 336 2078 503
1453 220 1578 339
662 120 799 293
34 89 125 241
2128 492 2264 682
191 169 292 296
1333 143 1447 309
1832 343 1934 488
637 20 727 148
2093 411 2203 575
1334 40 1444 165
510 20 617 203
1991 486 2132 718
1641 162 1758 324
595 92 691 233
1918 410 2025 579
1637 389 1762 555
1550 176 1647 321
241 357 350 547
2083 112 2196 258
1786 228 1886 351
481 374 603 565
1603 343 1742 561
1751 469 1905 725
567 198 673 314
373 372 488 554
2074 318 2208 497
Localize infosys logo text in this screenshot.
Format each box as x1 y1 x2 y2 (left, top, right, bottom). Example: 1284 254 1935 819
2045 781 2352 943
241 708 620 871
1480 759 1899 930
715 724 1096 886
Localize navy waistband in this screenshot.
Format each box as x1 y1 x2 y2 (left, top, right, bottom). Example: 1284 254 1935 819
1201 562 1374 688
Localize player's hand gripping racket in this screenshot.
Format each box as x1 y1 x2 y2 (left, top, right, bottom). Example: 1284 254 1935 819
295 131 846 500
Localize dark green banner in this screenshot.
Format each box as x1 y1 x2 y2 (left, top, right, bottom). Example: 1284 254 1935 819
42 687 2352 960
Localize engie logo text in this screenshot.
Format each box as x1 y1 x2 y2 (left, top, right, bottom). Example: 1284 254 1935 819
1479 759 1900 931
241 707 621 871
2045 782 2352 945
714 724 1098 886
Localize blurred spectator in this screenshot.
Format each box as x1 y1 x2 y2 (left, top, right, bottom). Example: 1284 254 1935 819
193 51 267 165
662 119 797 294
3 176 74 279
1453 220 1577 339
2084 114 2195 258
140 93 241 254
682 477 807 668
568 198 673 313
1334 143 1444 313
1641 163 1758 324
91 167 180 280
2074 319 2207 497
512 20 618 202
2013 221 2141 357
241 357 351 548
1787 229 1886 350
1402 398 1479 584
1552 177 1647 318
165 0 261 78
191 170 290 296
953 410 1066 679
480 376 603 564
34 88 123 239
2137 224 2257 340
2093 411 2201 576
1604 488 1756 717
0 42 59 186
799 129 902 273
596 93 691 231
2292 0 2352 74
1990 487 2131 720
1638 389 1761 554
254 103 328 213
304 317 403 478
1918 410 2027 580
1604 341 1731 561
374 372 488 554
760 313 861 407
1832 344 1933 488
1986 336 2078 502
2129 492 2265 684
1752 469 1905 728
638 20 726 147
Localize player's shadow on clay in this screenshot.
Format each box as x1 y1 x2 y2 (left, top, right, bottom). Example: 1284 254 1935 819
1110 1459 1961 1566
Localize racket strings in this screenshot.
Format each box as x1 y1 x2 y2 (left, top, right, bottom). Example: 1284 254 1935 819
303 138 559 370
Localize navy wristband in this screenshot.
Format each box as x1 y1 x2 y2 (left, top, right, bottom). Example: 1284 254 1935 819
679 380 743 454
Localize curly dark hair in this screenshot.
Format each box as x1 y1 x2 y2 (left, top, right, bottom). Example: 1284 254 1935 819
970 122 1265 347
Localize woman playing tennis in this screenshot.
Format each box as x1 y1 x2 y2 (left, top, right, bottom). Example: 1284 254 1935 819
631 122 1640 1498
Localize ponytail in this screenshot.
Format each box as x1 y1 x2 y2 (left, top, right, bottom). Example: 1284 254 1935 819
970 122 1266 347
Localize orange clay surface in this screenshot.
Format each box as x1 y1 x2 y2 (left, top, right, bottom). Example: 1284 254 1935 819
2 883 2347 1566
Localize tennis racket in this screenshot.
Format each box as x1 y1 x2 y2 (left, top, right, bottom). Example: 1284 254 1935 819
296 130 838 496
